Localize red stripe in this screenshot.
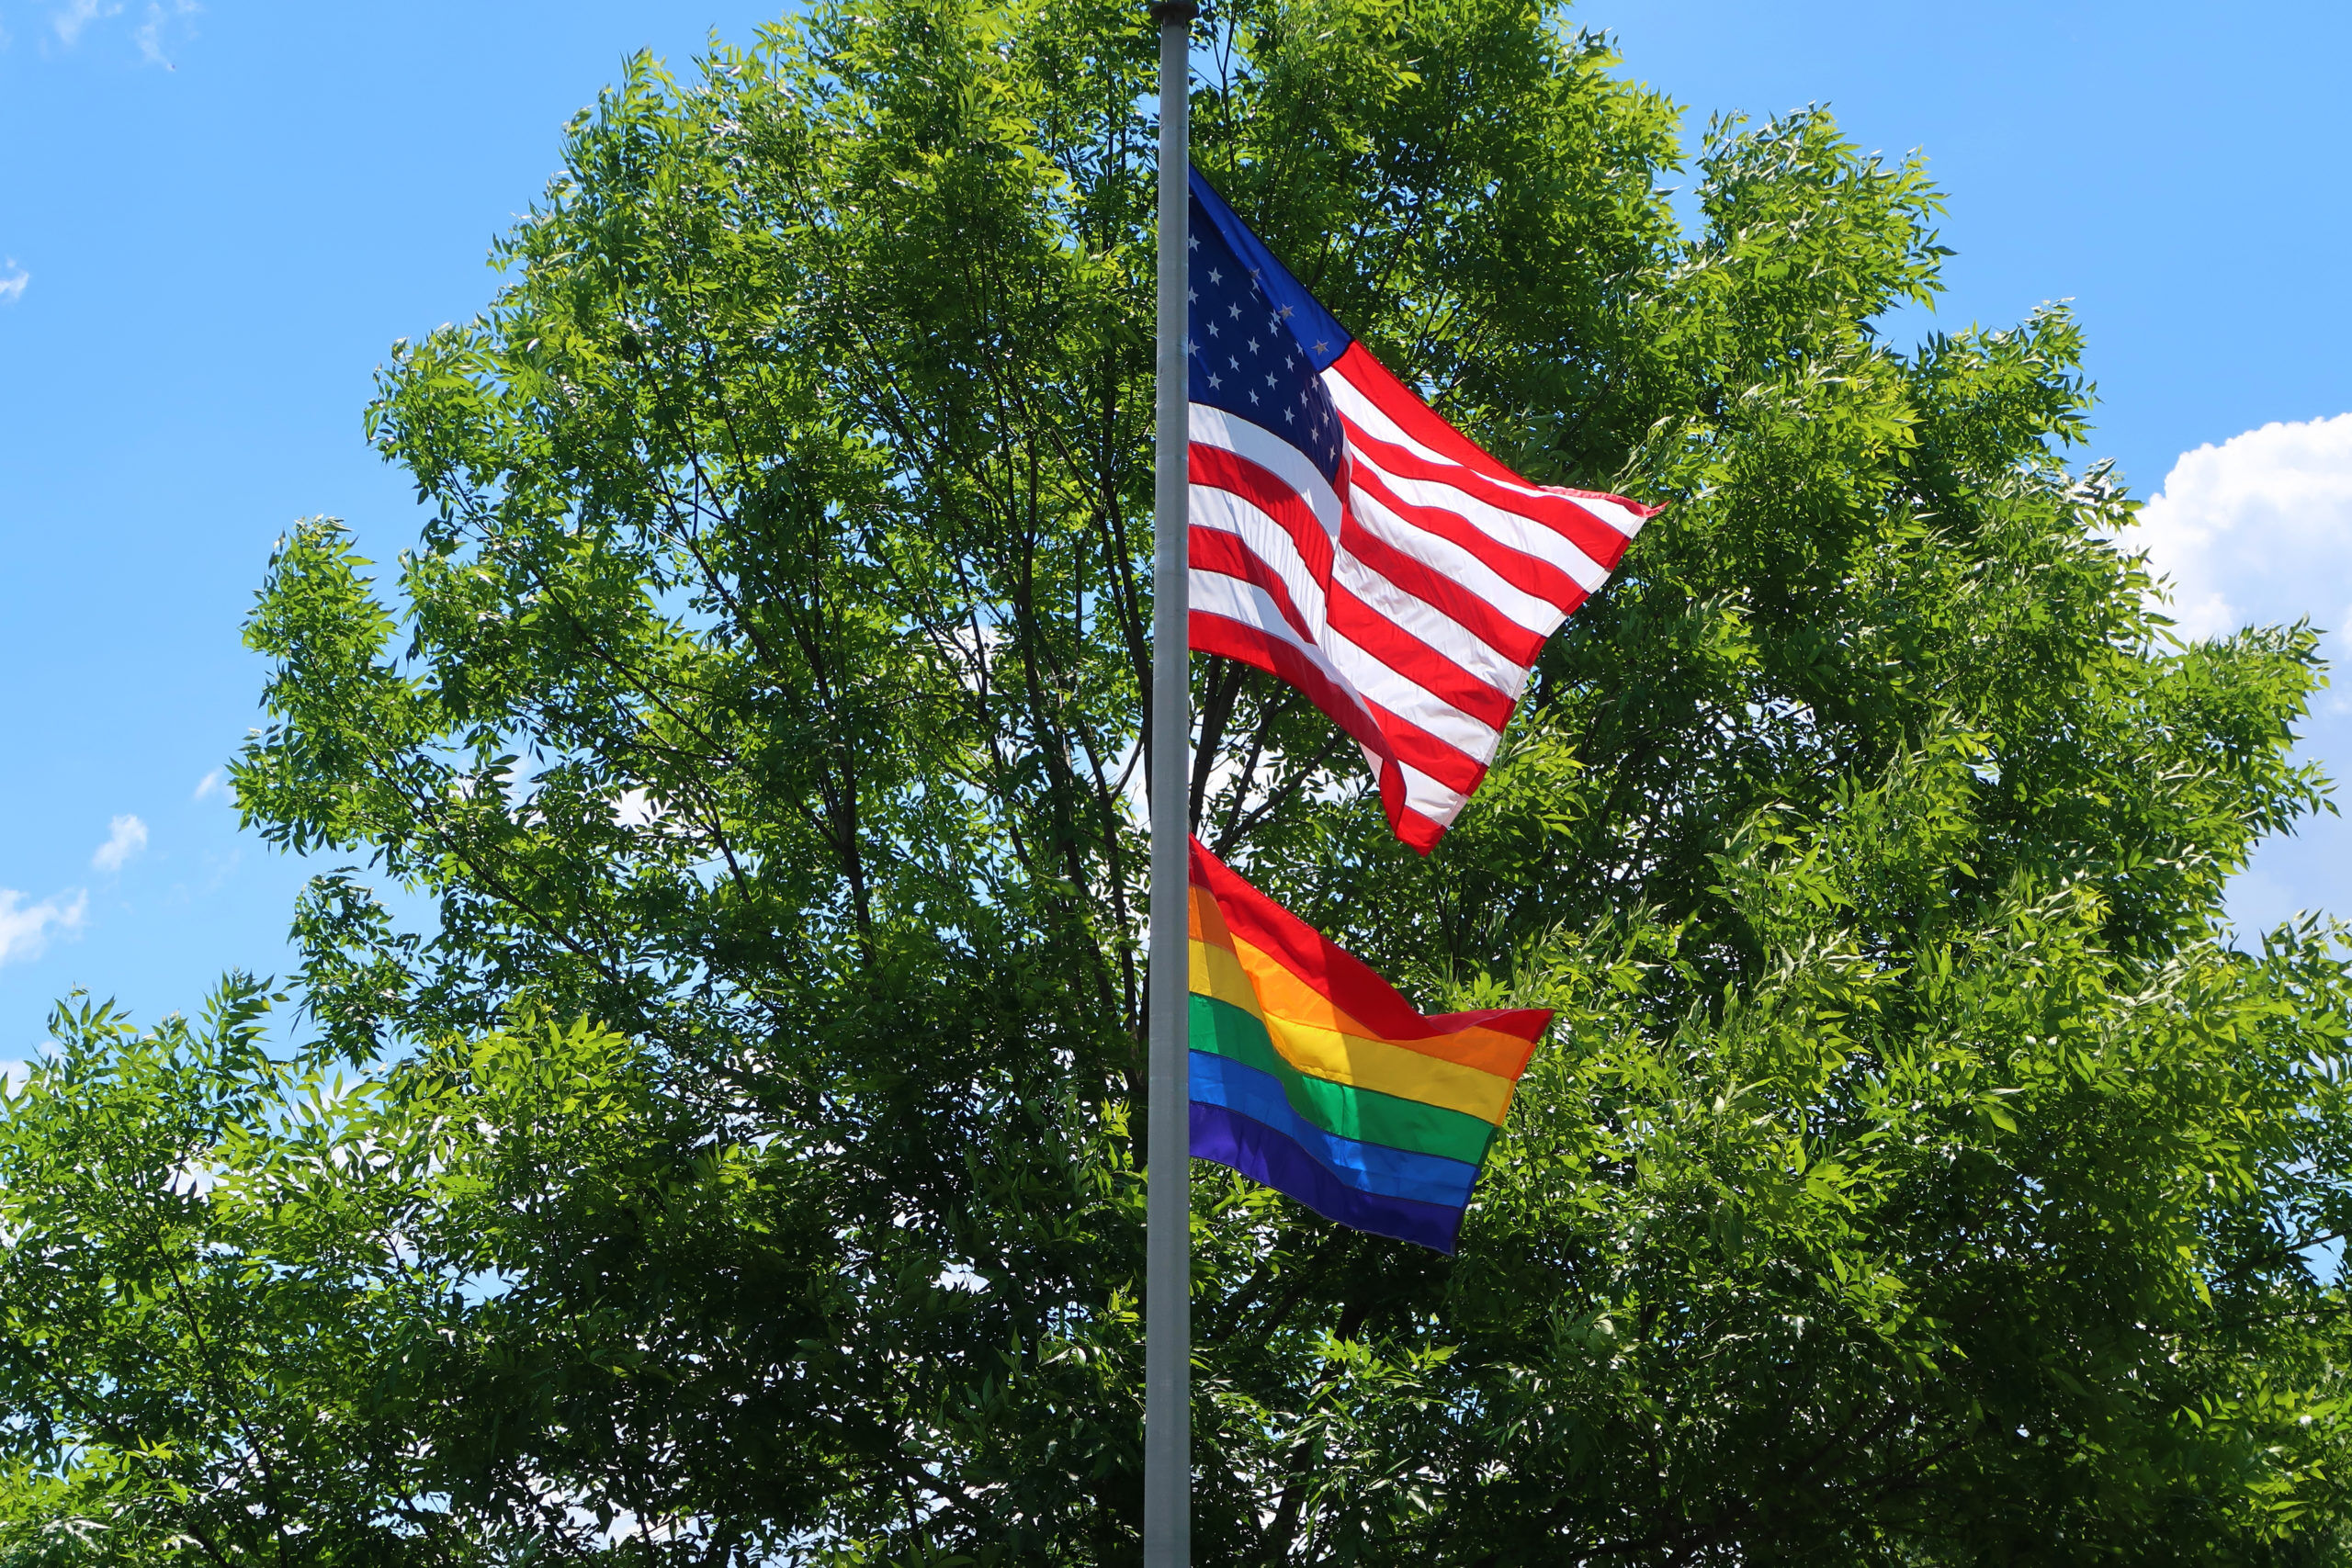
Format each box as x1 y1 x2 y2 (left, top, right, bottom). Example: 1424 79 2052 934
1363 694 1490 796
1329 344 1653 568
1347 457 1589 613
1187 837 1550 1045
1329 344 1521 486
1189 528 1317 646
1555 484 1660 524
1189 608 1448 857
1373 753 1415 848
1325 582 1517 730
1188 612 1393 763
1392 803 1447 853
1344 422 1637 574
1338 514 1551 668
1190 443 1336 584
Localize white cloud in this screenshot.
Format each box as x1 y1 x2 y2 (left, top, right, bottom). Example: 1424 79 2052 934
91 814 148 872
0 890 86 966
2132 413 2352 665
0 263 26 305
51 0 121 46
192 769 224 801
168 1154 218 1197
613 787 662 829
132 0 197 67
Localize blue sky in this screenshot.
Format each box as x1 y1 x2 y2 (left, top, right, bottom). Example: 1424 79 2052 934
2 0 2346 1048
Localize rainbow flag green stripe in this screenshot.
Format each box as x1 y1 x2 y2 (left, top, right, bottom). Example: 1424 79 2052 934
1189 993 1498 1168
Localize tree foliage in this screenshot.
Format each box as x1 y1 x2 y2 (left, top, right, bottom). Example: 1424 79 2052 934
6 0 2352 1561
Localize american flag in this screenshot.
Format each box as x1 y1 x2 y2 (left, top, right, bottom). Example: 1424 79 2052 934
1185 169 1655 852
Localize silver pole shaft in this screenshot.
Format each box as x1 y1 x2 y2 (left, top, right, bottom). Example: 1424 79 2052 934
1144 6 1193 1566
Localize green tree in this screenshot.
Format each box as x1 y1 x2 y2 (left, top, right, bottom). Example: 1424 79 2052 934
7 0 2352 1560
0 985 469 1563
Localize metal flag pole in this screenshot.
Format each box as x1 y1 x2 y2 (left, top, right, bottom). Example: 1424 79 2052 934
1145 2 1194 1564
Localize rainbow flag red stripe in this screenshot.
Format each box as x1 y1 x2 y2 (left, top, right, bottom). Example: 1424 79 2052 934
1187 839 1552 1252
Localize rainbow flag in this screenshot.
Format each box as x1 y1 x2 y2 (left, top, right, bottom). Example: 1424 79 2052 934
1186 839 1553 1253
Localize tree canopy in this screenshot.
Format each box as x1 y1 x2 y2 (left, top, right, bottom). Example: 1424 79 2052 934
6 0 2351 1562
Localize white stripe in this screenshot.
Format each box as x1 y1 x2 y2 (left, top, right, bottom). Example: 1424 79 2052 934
1352 444 1611 594
1551 489 1648 539
1189 482 1330 635
1321 361 1480 478
1393 757 1469 827
1326 358 1649 547
1189 403 1344 540
1328 554 1529 710
1324 629 1502 762
1188 570 1385 736
1346 481 1568 641
1320 361 1556 506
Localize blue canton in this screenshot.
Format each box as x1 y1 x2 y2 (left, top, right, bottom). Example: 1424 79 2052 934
1186 188 1347 485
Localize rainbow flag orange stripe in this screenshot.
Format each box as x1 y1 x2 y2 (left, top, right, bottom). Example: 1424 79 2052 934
1187 838 1552 1253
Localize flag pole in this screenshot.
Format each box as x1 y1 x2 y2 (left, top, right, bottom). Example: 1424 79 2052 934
1145 3 1194 1564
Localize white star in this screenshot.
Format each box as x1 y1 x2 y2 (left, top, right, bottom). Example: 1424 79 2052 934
1186 337 1199 355
1227 302 1241 320
1208 322 1219 337
1187 233 1198 249
1186 288 1196 303
1284 407 1295 423
1265 372 1277 388
1208 267 1222 284
1313 341 1329 355
1247 337 1261 354
1248 389 1260 405
1278 304 1295 320
1207 372 1223 389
